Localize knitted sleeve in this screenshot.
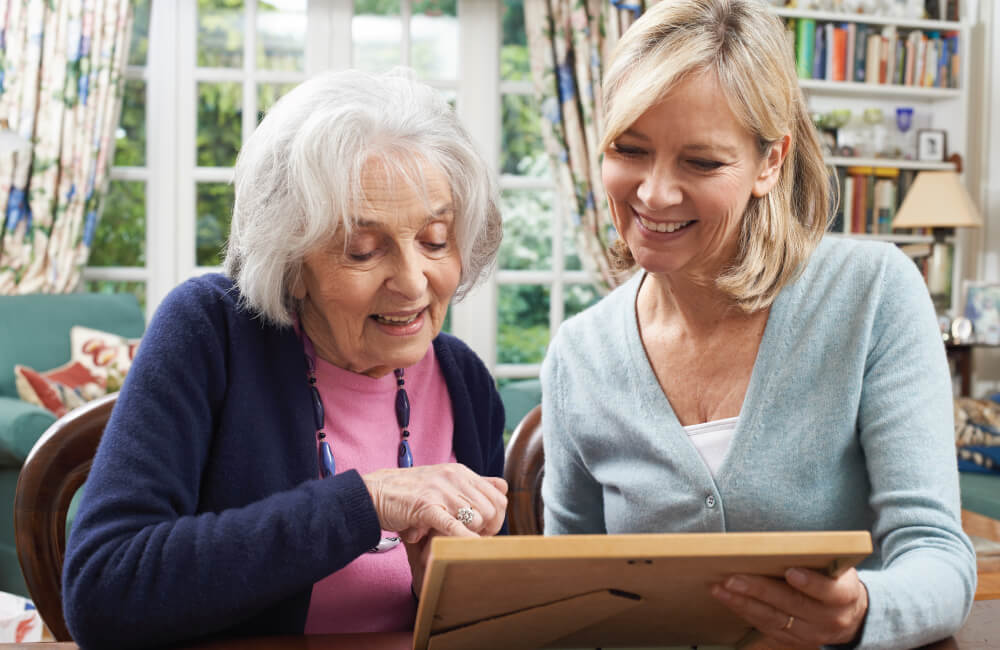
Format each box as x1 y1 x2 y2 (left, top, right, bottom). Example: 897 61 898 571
850 247 977 649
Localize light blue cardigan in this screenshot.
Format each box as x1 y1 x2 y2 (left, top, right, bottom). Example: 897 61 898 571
541 237 976 649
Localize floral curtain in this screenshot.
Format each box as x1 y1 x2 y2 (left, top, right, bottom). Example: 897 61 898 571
0 0 132 294
525 0 652 291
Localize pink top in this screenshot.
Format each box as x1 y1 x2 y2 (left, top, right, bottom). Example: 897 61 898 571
304 345 456 634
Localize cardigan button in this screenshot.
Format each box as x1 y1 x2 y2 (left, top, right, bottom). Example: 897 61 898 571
705 495 717 508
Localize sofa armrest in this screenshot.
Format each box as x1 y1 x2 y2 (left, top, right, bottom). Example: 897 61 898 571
0 396 57 468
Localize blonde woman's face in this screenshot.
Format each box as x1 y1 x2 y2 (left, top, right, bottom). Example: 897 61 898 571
601 70 784 280
293 162 461 377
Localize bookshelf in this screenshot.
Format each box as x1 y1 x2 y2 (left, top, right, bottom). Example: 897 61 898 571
773 5 973 313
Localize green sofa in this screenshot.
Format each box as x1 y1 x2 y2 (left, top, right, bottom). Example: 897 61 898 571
0 292 145 596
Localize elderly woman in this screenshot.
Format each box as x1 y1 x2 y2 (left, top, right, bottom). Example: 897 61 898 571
63 69 506 648
541 1 976 647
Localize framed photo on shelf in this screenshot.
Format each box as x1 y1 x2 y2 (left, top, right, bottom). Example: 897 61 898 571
917 129 947 162
963 281 1000 345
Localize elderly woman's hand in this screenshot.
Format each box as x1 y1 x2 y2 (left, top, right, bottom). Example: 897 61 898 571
363 463 508 543
710 566 868 647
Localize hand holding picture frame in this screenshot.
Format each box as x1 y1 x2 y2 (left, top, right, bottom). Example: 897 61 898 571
917 129 947 162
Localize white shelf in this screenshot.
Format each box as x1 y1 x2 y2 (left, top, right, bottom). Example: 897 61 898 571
773 8 963 31
799 79 961 100
826 233 957 244
826 156 957 170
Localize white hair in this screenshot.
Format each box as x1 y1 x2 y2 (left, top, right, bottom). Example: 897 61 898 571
224 68 502 326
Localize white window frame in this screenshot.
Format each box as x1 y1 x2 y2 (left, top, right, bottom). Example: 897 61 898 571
86 0 602 377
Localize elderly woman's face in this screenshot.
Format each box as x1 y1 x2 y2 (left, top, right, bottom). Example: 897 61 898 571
293 161 461 377
602 70 785 279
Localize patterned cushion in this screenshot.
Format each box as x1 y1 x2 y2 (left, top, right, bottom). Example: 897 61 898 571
955 396 1000 474
70 325 140 392
13 361 105 418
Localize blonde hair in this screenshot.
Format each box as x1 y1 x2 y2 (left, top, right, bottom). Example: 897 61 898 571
602 0 830 311
224 68 501 326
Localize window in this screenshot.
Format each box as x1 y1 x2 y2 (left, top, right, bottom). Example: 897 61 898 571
87 0 599 378
83 0 152 308
494 0 600 381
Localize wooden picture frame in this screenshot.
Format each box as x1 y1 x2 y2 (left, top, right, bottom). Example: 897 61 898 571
917 129 947 162
413 531 872 650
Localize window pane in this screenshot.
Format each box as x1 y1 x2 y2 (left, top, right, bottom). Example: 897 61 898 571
564 218 582 271
353 1 402 72
197 82 243 167
257 0 306 71
84 281 147 312
565 283 601 319
128 0 152 67
501 93 549 178
498 284 550 364
198 1 244 68
501 0 528 81
411 2 457 80
257 83 298 124
114 80 146 167
90 181 146 267
499 189 553 271
197 182 235 267
439 88 456 110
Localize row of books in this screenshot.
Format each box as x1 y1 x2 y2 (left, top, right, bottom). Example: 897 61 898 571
829 166 927 236
925 0 961 22
786 19 960 89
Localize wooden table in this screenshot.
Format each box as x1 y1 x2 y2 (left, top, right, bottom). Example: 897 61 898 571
1 601 997 650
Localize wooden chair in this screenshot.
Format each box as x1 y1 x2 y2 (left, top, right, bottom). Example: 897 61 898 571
13 391 116 641
503 404 544 535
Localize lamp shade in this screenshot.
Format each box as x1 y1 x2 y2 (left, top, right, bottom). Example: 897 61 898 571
892 170 983 230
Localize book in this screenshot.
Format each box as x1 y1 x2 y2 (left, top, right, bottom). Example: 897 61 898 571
875 177 898 234
830 170 845 233
904 31 919 85
831 25 847 81
924 38 939 86
882 26 897 85
865 33 881 85
795 18 815 79
842 175 855 234
946 0 960 22
845 23 857 81
813 23 826 80
914 33 927 87
894 35 906 85
853 24 869 82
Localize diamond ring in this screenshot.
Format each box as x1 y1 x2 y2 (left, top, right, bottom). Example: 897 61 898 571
456 506 475 525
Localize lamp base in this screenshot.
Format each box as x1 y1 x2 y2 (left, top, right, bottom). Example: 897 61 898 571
926 240 953 313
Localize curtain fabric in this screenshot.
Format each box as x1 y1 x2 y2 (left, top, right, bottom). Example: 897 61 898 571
524 0 650 291
0 0 132 294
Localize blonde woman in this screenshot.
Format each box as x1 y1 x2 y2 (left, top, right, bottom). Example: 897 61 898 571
541 1 975 647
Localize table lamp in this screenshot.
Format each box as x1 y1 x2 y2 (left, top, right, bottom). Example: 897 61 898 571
891 169 982 311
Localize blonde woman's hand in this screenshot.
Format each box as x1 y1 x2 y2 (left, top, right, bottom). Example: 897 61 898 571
362 463 507 543
710 567 868 647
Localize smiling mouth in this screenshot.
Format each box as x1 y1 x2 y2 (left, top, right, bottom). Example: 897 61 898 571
371 310 424 325
636 214 694 233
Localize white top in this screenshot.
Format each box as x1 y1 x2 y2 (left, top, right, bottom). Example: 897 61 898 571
683 416 738 478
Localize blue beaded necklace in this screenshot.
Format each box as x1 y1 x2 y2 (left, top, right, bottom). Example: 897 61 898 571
300 329 415 477
299 326 412 554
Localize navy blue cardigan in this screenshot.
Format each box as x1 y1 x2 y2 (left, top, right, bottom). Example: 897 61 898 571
62 274 505 649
